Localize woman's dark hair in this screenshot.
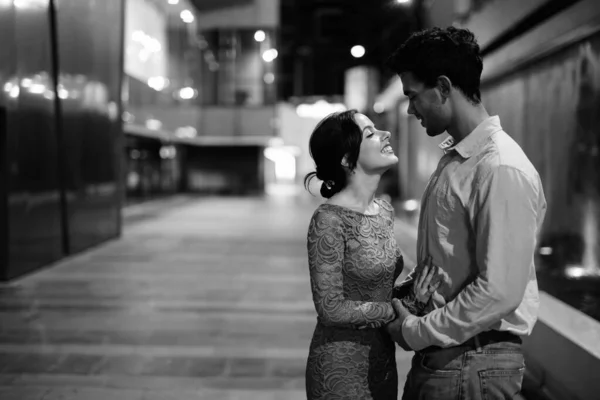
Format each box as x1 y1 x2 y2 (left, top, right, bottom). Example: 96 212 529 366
304 109 362 198
387 26 483 104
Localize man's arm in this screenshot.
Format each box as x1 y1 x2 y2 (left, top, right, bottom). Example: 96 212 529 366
400 166 542 351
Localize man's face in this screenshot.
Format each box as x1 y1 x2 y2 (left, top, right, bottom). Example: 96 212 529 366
400 72 450 137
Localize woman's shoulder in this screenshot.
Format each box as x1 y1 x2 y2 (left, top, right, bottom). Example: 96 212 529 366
311 203 344 223
375 197 394 214
310 203 358 228
307 205 349 238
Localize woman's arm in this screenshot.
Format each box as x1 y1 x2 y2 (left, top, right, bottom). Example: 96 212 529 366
307 209 396 328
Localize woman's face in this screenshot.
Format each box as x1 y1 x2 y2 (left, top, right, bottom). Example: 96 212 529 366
352 113 398 174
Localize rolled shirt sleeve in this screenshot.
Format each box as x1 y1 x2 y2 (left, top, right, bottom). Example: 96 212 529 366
402 166 542 350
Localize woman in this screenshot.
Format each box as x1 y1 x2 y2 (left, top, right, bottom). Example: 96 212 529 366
304 110 440 399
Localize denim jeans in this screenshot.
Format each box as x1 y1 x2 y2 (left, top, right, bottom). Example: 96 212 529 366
401 339 526 400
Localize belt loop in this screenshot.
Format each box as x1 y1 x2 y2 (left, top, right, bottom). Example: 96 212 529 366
474 334 483 353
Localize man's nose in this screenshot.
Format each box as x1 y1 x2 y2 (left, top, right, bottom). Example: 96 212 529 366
407 102 416 115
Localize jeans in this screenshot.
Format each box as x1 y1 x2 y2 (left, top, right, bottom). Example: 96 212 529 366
401 337 526 400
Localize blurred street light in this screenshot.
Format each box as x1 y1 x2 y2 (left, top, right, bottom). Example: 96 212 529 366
254 30 266 42
296 100 346 119
178 87 197 100
9 86 20 98
351 45 365 58
264 73 275 84
168 0 179 4
403 199 419 212
148 76 168 91
175 126 197 139
146 119 162 130
180 10 194 23
396 0 411 3
262 49 278 62
160 145 177 160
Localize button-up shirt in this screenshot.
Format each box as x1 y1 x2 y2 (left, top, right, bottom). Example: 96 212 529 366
401 116 547 351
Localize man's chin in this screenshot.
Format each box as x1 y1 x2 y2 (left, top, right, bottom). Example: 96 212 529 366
425 126 445 137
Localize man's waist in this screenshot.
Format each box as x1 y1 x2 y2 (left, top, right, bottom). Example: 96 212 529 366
417 330 522 354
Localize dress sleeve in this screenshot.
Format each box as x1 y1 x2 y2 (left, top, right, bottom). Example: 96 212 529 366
307 209 396 328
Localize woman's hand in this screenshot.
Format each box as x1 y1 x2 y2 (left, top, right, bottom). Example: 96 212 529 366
412 256 443 304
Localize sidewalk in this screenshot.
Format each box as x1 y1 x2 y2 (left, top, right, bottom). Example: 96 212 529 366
0 195 421 400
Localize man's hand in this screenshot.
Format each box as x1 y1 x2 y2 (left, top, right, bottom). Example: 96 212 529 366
385 299 413 351
413 256 443 304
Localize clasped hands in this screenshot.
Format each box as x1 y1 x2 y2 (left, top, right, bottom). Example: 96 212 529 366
386 256 444 350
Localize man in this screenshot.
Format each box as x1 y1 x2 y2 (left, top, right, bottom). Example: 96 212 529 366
385 27 547 399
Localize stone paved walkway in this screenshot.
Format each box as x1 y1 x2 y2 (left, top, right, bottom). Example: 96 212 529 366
0 195 416 399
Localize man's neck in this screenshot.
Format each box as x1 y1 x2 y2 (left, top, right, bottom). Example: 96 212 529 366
447 103 490 143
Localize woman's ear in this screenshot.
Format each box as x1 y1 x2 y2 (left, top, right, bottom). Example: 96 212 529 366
341 155 350 168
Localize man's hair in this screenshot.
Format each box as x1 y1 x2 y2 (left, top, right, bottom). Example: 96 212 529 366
387 26 483 104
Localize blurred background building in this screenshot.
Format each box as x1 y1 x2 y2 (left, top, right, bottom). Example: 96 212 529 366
1 0 599 398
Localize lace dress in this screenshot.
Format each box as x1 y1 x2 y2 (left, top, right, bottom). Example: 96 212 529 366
305 198 404 400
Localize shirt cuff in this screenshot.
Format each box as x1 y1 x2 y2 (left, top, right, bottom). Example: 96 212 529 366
401 314 427 351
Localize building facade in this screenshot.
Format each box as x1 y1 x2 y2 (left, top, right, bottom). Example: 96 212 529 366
0 0 125 281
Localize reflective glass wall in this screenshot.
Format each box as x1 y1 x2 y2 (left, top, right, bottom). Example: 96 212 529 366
55 0 124 253
1 0 64 278
0 0 124 280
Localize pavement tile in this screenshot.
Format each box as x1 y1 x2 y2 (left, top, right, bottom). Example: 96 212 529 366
51 354 105 375
41 386 145 400
0 353 65 374
0 387 51 400
227 357 268 378
267 358 307 378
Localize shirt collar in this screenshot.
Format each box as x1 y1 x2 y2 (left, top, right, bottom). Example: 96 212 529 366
438 116 502 158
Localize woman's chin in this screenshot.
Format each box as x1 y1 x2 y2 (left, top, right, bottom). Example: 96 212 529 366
382 154 399 166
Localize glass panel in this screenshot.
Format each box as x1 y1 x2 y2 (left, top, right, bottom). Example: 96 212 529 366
2 0 64 279
55 0 123 252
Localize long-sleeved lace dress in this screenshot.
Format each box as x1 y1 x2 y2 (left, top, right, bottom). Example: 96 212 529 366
305 198 404 400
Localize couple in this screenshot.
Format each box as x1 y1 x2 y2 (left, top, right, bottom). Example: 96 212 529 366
303 27 547 399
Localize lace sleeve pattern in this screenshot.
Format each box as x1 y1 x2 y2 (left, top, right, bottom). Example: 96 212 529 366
307 209 396 328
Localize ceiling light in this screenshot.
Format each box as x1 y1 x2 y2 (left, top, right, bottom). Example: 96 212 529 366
180 10 194 23
351 45 365 58
254 30 266 42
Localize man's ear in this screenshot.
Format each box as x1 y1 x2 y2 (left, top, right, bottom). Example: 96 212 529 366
437 75 452 100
